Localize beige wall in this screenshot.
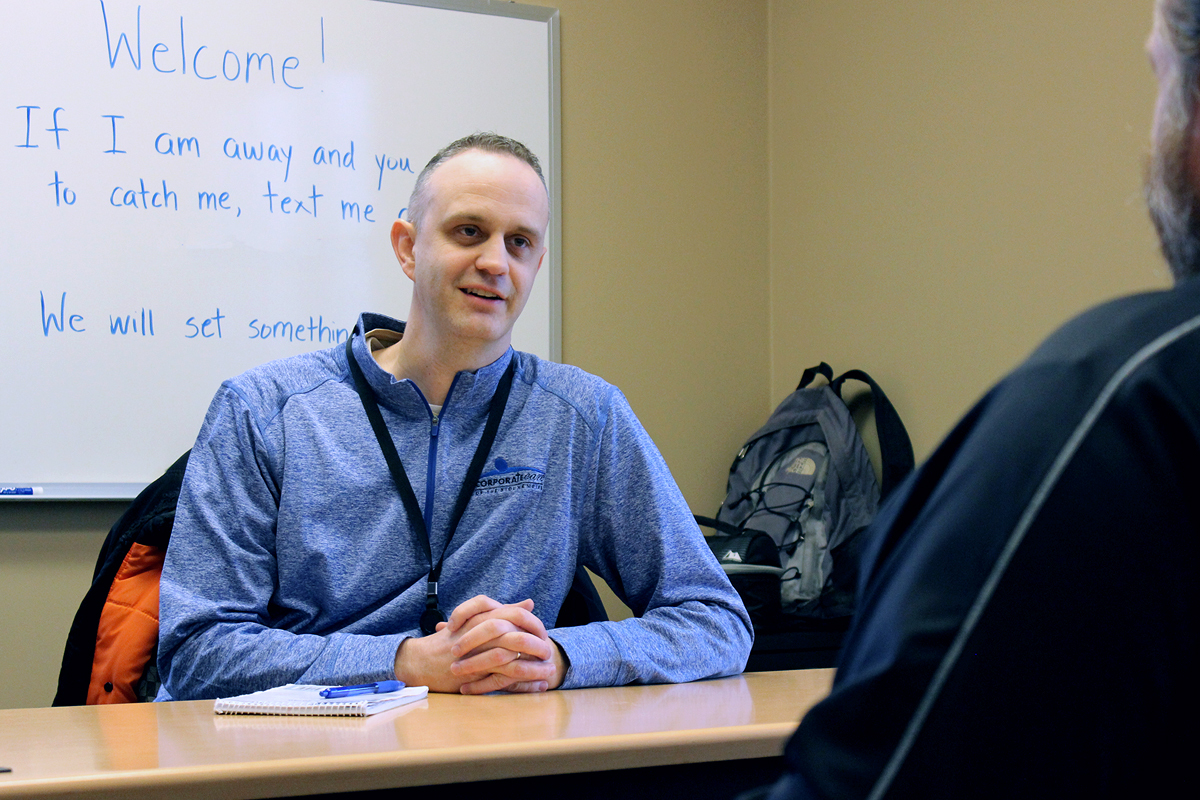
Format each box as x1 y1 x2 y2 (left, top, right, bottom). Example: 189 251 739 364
553 0 770 507
0 506 128 708
768 1 1166 456
0 1 1168 710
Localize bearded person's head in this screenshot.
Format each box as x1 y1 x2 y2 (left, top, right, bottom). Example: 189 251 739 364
1147 0 1200 280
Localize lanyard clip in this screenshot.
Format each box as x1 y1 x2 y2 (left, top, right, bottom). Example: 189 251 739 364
420 579 445 635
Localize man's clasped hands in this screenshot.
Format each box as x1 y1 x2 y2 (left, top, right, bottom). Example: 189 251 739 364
394 595 567 694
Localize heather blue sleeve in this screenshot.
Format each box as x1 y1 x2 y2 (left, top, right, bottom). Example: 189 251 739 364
156 385 405 701
549 390 753 688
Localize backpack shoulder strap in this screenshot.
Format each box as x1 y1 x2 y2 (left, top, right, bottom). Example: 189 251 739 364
798 362 834 390
830 369 915 498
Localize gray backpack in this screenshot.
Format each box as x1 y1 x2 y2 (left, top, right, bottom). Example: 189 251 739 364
699 364 913 627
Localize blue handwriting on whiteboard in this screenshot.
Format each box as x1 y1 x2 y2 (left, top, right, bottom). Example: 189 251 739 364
40 292 85 335
14 106 69 149
46 107 68 148
224 139 293 181
109 309 155 336
247 316 349 344
15 105 39 148
374 153 413 190
109 179 177 210
100 1 305 90
198 190 239 217
155 133 199 157
313 141 355 170
102 114 125 154
185 309 225 339
49 172 78 206
340 200 374 223
262 182 321 216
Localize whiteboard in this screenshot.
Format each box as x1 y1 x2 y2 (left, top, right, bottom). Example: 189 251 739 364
0 0 560 499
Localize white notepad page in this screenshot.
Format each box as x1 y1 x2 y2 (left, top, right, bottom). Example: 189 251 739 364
213 684 429 717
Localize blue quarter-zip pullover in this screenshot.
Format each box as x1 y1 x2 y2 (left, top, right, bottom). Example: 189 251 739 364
157 313 751 700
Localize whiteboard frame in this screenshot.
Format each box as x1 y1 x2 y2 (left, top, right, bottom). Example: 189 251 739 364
1 0 562 502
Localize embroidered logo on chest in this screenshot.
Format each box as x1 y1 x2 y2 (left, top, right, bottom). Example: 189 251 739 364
473 457 545 496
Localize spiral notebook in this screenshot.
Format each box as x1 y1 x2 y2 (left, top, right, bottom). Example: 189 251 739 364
213 684 429 717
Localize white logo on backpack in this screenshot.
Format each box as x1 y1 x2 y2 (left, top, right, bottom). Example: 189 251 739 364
786 456 817 476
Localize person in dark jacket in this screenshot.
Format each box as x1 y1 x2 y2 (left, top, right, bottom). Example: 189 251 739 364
765 2 1200 797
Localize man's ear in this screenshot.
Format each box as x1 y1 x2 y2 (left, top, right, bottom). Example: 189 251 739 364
391 218 418 280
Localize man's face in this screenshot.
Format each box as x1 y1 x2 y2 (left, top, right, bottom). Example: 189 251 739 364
391 149 549 356
1146 2 1200 280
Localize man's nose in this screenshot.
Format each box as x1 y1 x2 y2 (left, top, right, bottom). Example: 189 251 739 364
475 235 510 274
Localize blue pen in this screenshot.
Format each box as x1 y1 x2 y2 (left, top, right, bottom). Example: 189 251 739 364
319 680 404 699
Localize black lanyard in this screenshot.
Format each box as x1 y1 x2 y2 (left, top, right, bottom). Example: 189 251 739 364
344 336 515 635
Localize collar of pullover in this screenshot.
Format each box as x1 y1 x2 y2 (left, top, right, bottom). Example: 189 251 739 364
348 312 516 421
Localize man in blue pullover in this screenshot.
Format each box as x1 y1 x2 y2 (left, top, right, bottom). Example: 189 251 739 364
156 133 752 700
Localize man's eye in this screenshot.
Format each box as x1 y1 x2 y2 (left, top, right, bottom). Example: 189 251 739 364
509 236 530 249
459 225 480 238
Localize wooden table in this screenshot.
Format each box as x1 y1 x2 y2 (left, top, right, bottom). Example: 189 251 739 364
0 669 833 800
